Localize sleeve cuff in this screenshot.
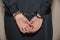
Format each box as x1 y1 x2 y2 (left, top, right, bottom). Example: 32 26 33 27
37 13 48 20
8 3 19 15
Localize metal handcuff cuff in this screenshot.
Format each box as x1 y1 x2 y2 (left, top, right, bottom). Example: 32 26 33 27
13 11 44 19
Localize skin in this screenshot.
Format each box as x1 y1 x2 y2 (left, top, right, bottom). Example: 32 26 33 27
14 13 43 33
30 16 43 33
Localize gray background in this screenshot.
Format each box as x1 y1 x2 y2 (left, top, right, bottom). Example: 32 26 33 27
52 0 60 40
0 0 60 40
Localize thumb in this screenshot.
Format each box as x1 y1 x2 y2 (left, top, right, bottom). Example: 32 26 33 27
30 19 33 24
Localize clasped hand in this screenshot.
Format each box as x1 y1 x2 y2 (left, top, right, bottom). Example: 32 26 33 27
14 13 43 33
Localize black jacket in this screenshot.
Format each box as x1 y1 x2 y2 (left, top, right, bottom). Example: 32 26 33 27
3 0 52 18
3 0 53 40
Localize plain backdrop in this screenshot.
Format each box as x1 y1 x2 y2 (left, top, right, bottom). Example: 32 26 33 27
52 0 60 40
0 0 6 40
0 0 60 40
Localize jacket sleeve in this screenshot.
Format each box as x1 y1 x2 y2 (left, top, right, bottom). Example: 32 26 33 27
3 0 19 15
39 0 52 18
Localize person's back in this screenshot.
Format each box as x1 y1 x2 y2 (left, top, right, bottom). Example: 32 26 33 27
3 0 53 40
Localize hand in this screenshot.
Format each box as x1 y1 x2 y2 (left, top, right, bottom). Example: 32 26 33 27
30 16 43 33
14 13 31 33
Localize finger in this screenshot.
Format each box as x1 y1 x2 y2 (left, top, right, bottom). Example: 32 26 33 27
20 27 25 33
25 25 31 33
32 25 40 33
30 17 36 23
26 20 30 24
31 28 38 33
30 17 36 24
29 25 35 33
24 16 29 22
30 19 33 24
29 27 33 33
23 19 30 24
22 27 27 33
25 19 32 27
26 21 32 27
25 27 29 33
30 24 34 28
16 22 26 33
30 24 39 33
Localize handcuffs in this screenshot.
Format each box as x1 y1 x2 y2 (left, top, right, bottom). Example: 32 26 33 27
13 11 44 19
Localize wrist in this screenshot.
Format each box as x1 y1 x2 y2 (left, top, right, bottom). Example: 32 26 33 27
13 13 23 20
13 11 20 17
36 14 42 19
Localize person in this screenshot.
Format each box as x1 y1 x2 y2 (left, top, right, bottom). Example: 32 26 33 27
3 0 53 40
